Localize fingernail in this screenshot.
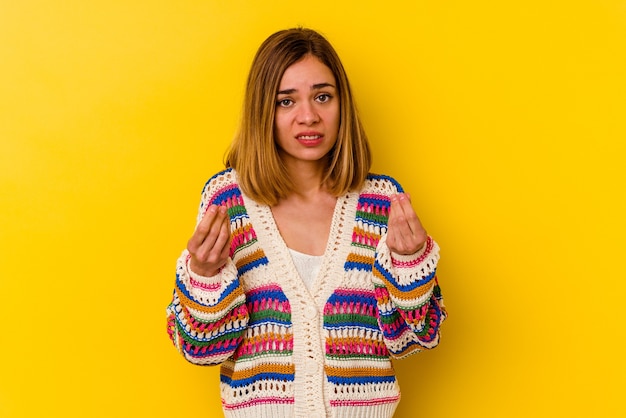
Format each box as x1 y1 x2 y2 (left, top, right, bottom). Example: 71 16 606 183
209 205 217 213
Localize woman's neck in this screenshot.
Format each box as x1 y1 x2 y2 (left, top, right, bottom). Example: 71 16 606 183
283 160 329 201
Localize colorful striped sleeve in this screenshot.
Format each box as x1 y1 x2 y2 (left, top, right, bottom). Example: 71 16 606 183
166 169 249 365
373 235 446 358
166 252 249 365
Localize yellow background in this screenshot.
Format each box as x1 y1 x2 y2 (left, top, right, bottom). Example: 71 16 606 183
1 1 625 417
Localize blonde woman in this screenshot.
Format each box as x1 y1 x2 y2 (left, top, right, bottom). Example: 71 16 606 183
166 27 446 418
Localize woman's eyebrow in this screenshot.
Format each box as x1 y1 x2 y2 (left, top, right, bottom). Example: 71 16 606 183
312 82 336 90
277 82 336 95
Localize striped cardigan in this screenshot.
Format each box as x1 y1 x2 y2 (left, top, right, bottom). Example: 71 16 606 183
166 169 446 418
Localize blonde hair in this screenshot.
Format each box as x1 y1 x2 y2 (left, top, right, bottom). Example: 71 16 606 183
225 28 371 206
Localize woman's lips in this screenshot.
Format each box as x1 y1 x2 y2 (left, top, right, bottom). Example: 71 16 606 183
296 133 323 146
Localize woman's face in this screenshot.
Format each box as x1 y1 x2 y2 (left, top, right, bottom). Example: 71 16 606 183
274 54 340 170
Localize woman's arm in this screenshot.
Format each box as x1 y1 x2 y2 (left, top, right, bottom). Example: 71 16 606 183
374 193 446 359
166 172 249 365
166 252 248 365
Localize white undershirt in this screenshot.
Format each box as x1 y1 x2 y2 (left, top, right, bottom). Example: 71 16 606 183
288 248 323 292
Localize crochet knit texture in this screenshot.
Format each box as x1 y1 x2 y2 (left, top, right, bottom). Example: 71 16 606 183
166 169 446 418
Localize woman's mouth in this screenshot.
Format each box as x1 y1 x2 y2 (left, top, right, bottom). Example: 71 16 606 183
296 133 323 146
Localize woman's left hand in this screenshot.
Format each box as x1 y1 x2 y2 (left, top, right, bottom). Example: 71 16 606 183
386 193 428 255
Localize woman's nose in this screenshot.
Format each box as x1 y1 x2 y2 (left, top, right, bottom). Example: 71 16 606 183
296 102 320 125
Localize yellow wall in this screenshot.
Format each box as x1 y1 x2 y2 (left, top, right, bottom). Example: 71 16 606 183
1 1 624 417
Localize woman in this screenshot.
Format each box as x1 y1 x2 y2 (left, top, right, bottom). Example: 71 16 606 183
166 27 446 418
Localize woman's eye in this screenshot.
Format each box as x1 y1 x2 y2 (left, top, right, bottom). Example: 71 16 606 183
277 99 293 107
316 94 331 103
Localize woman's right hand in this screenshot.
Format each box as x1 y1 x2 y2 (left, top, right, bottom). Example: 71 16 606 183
187 204 231 277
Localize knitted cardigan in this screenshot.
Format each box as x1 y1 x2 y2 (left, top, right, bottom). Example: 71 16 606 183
166 169 446 418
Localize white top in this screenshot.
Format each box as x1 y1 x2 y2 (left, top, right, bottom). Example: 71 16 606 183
288 248 323 292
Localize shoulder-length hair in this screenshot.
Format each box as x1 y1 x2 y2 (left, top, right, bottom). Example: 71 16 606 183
225 27 371 206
